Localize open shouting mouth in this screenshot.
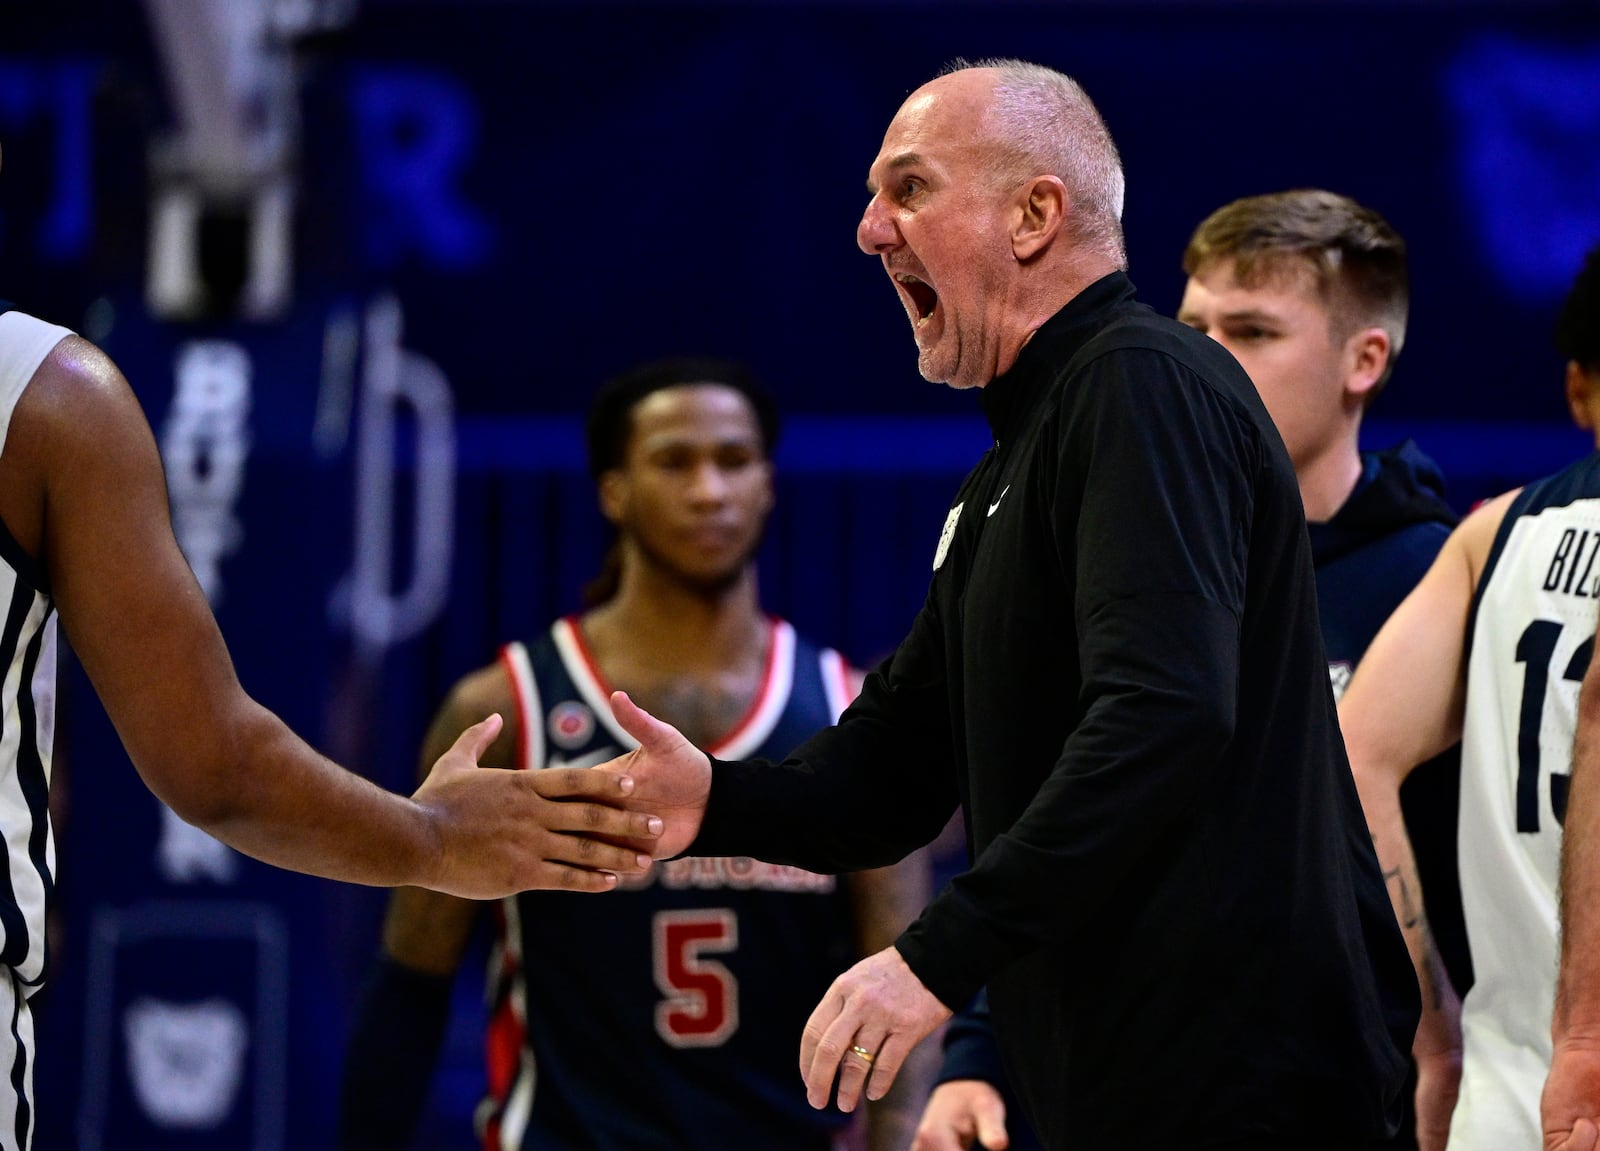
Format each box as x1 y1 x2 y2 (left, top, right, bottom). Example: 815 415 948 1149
894 272 939 329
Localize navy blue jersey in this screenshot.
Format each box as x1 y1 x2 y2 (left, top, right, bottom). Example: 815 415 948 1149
480 616 857 1151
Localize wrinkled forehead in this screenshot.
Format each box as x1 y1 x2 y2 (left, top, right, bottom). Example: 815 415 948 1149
868 76 995 184
887 86 945 138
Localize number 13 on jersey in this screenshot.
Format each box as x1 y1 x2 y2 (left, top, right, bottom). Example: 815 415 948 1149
1515 618 1593 832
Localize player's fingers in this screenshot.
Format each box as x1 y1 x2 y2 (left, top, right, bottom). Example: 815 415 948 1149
535 862 621 893
1565 1119 1600 1151
910 1119 966 1151
544 830 653 876
973 1091 1010 1150
532 763 637 800
523 772 662 844
1547 1120 1591 1151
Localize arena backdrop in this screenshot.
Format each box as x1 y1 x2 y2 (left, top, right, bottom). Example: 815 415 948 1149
3 1 1599 1146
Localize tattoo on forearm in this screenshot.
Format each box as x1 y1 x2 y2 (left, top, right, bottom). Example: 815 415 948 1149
1382 863 1447 1009
1381 865 1423 928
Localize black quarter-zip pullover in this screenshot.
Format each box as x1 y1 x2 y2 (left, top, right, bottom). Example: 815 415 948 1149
694 272 1419 1149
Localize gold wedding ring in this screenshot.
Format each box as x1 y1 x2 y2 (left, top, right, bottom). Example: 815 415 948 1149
848 1044 876 1065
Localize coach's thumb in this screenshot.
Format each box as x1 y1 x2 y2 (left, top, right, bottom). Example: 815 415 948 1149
611 690 682 752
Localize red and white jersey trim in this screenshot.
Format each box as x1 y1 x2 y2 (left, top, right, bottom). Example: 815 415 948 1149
542 616 797 760
708 620 793 760
478 897 535 1151
819 648 854 722
498 643 543 772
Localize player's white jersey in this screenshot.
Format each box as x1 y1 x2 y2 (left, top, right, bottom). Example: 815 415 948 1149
0 309 70 999
1449 453 1600 1151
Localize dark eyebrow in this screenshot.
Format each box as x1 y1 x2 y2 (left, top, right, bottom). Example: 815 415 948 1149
866 152 926 195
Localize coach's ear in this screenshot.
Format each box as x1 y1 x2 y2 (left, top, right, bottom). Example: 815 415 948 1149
598 470 627 526
1011 174 1068 262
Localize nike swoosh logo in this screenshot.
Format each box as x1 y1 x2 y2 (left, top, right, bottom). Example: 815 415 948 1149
545 748 616 772
987 485 1010 517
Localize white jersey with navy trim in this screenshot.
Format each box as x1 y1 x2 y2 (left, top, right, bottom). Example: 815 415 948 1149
1449 452 1600 1151
0 310 69 992
481 615 857 1151
0 307 72 1151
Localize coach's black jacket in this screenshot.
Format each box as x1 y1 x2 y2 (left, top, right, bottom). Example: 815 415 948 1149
691 272 1419 1150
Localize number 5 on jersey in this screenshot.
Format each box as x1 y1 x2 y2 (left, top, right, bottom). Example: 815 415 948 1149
653 909 739 1047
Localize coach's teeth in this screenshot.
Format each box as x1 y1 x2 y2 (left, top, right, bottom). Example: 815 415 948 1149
894 274 938 323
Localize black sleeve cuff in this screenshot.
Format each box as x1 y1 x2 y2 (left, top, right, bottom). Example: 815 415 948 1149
894 880 1015 1011
685 755 750 858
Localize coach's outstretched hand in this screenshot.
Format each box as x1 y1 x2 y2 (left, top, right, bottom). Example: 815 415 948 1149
412 713 663 899
598 690 712 859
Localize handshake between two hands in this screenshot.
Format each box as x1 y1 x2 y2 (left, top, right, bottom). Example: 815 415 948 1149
414 690 713 901
413 689 952 1116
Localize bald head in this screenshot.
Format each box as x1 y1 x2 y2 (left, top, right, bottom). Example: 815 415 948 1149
933 60 1127 266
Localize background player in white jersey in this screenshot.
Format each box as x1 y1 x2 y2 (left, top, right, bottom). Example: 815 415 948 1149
1543 247 1600 1151
339 359 932 1151
1340 241 1600 1151
0 145 661 1151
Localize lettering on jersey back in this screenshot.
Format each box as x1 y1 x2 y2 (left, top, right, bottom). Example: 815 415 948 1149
1543 527 1600 599
620 856 836 894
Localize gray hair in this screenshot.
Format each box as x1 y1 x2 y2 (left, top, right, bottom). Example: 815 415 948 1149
941 58 1127 265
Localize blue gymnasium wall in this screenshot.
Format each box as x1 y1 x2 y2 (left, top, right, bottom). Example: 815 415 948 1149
2 0 1599 1146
